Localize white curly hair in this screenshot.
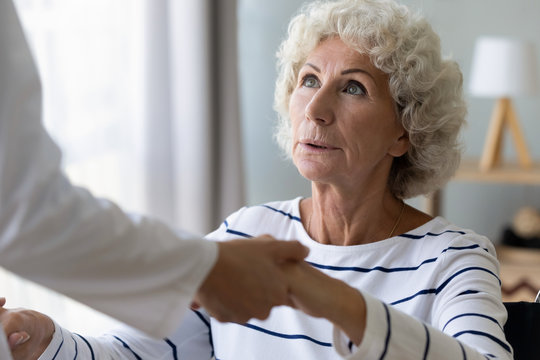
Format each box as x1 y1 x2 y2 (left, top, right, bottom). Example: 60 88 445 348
274 0 467 199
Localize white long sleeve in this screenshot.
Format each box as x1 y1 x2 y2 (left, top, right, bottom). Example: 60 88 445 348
0 328 14 360
38 310 213 360
206 200 512 359
0 0 218 338
333 291 509 359
36 199 511 359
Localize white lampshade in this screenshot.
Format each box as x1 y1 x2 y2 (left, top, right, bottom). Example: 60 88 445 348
469 36 539 97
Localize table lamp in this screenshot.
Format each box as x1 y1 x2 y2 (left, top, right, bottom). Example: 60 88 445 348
469 36 539 171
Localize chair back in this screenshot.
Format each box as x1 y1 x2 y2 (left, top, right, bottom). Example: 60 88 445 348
504 302 540 360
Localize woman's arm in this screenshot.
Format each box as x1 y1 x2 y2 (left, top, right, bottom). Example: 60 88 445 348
1 301 214 360
0 298 53 360
283 261 367 344
284 256 512 360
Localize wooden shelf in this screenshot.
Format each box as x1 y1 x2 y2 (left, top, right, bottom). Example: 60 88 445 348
454 158 540 185
426 158 540 216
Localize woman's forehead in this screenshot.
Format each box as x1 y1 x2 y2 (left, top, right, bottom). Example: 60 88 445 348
302 38 387 82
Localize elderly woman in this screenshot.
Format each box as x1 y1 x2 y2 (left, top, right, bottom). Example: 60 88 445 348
3 0 511 359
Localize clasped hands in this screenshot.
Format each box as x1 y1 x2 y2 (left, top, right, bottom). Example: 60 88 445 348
2 236 366 359
0 297 54 360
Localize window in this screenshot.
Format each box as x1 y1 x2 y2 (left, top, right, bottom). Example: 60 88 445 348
2 0 149 334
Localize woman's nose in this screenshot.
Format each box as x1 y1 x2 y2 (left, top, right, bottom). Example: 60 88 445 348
305 87 335 126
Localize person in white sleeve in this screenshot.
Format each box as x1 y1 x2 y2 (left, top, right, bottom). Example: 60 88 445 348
2 0 513 359
0 0 309 355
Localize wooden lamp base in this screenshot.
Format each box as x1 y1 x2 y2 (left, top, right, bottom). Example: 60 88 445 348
479 97 532 172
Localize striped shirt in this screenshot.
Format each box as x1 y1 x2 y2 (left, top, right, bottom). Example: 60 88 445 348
40 197 512 360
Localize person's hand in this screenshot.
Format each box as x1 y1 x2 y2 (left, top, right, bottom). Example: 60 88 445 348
194 236 309 323
282 262 367 345
0 297 55 360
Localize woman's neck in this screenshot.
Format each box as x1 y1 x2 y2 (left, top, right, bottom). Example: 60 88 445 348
303 183 405 246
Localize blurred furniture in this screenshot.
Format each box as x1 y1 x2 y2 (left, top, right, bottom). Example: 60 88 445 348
455 159 540 185
424 159 540 218
503 301 540 360
497 245 540 302
469 37 538 172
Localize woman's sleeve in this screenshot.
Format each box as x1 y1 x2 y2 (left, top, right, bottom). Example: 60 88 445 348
0 0 218 339
333 238 513 360
39 310 214 360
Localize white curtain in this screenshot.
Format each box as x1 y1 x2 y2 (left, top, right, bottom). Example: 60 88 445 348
148 0 245 234
2 0 243 334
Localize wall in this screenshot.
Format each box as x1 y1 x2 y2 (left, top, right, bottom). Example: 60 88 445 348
238 0 540 243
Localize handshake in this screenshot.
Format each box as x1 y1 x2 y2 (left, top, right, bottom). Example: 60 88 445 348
1 237 366 360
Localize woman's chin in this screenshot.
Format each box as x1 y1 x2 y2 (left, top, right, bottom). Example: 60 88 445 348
296 162 335 183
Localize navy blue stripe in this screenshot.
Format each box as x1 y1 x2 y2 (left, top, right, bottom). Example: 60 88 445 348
192 309 211 328
51 327 65 360
260 204 302 222
458 341 467 360
242 323 331 347
398 230 466 240
307 257 437 273
71 334 78 360
225 228 253 238
164 338 178 360
442 313 502 332
456 290 480 297
112 335 142 360
192 309 214 353
379 304 391 360
75 334 95 360
453 330 511 353
422 324 430 360
391 267 501 306
224 220 253 238
442 244 488 253
307 243 487 274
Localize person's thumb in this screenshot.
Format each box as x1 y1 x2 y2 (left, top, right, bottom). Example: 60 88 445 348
8 332 30 350
273 240 309 262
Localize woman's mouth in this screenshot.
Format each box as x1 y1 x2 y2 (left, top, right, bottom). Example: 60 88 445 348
300 140 339 152
307 143 327 149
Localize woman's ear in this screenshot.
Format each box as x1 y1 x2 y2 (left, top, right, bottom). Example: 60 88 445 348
388 130 409 157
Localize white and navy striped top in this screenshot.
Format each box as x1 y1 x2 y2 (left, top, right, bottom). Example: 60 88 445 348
40 198 512 360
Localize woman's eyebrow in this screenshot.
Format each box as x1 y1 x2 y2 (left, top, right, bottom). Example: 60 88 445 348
304 63 321 72
341 68 375 81
303 63 375 82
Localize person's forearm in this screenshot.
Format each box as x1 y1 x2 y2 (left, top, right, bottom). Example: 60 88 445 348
284 260 367 344
0 0 218 337
328 284 366 346
0 328 14 360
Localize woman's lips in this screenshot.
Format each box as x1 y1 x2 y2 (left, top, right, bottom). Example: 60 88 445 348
299 140 339 152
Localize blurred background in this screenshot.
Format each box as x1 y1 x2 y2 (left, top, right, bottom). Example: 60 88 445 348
3 0 540 335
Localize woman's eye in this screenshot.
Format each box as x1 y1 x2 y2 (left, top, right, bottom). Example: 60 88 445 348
302 75 319 88
345 82 366 95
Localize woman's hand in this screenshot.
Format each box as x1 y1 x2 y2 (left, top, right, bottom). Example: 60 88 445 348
195 237 309 323
0 297 55 360
282 262 367 345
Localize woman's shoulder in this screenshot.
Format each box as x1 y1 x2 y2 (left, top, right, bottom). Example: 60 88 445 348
401 216 496 257
229 197 301 221
206 197 304 241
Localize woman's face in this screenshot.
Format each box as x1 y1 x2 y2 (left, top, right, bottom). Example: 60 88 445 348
289 37 409 189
